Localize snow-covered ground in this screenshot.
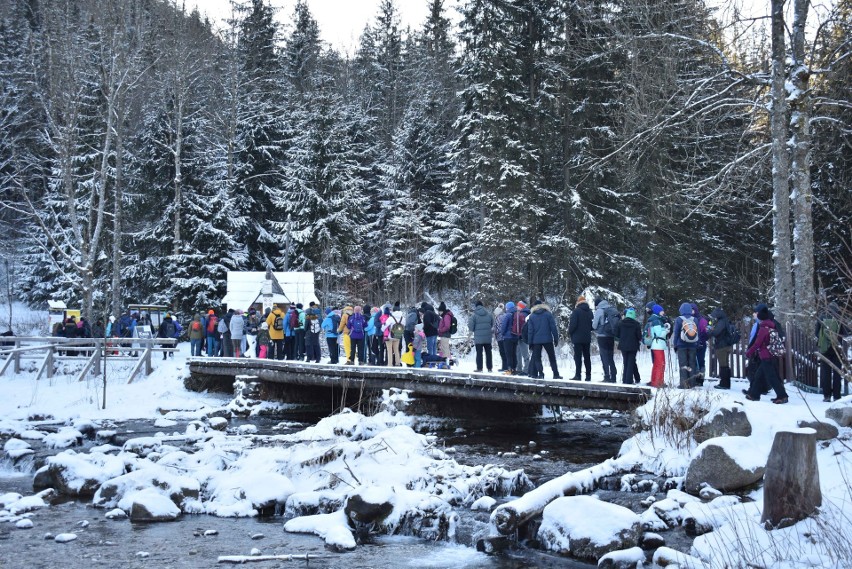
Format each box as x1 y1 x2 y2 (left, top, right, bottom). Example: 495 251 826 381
2 302 851 568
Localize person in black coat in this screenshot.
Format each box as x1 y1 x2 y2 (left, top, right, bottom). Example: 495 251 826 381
616 308 642 384
709 307 734 389
568 295 594 381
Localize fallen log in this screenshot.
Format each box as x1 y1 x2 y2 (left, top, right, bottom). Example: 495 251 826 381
490 455 637 535
218 553 328 563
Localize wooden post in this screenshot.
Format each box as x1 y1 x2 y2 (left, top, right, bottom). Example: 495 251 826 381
46 345 54 379
762 428 821 529
13 339 21 374
144 340 152 376
93 339 101 376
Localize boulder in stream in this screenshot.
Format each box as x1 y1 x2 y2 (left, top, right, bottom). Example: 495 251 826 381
683 436 766 495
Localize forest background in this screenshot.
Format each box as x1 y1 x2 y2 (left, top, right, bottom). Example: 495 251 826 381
0 0 849 327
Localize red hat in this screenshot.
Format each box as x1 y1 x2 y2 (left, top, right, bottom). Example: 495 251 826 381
208 309 214 315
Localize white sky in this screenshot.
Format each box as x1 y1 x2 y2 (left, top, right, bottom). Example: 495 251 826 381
185 0 463 54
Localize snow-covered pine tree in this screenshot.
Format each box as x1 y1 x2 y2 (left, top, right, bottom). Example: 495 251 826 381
230 0 289 270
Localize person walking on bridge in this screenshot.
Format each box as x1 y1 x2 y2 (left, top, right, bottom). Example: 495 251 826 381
468 300 494 373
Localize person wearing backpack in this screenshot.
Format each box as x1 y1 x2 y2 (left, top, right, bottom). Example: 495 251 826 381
436 302 454 360
405 306 419 354
709 307 735 390
498 302 520 375
526 300 562 380
158 313 178 360
188 314 204 357
202 310 218 357
305 303 322 363
382 305 406 366
592 296 619 383
468 301 494 373
672 302 700 388
514 301 531 376
691 303 710 384
744 305 789 403
256 322 270 359
266 305 287 360
568 296 594 381
346 305 367 365
815 302 848 402
321 308 340 364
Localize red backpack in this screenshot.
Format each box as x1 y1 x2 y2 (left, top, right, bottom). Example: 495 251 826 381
192 321 201 332
512 312 525 337
206 316 218 334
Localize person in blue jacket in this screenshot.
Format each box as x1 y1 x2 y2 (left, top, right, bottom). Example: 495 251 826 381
321 308 339 364
499 302 519 375
526 300 562 380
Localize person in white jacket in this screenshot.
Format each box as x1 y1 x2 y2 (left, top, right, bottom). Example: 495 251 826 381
382 307 405 367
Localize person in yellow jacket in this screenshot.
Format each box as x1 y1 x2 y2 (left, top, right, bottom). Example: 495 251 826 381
266 305 286 360
338 306 354 364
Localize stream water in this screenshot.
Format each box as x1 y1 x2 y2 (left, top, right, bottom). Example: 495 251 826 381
0 407 665 569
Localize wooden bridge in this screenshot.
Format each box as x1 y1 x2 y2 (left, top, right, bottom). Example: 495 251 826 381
187 358 652 417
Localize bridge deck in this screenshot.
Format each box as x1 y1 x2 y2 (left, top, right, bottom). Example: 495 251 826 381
188 358 651 412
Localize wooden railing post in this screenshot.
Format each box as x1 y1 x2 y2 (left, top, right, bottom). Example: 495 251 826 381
92 339 101 376
13 339 21 374
144 340 152 375
46 345 54 379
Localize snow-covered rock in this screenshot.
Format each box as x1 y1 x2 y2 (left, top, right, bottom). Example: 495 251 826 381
825 399 852 427
4 438 31 452
54 533 77 543
692 405 752 443
597 546 645 569
796 419 839 441
34 450 126 497
538 495 641 561
471 496 497 511
683 436 767 495
93 467 200 510
16 518 34 529
127 489 181 522
43 427 84 449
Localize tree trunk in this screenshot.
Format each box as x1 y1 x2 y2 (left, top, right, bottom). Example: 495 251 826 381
112 109 125 318
789 0 816 327
770 0 793 322
762 429 821 529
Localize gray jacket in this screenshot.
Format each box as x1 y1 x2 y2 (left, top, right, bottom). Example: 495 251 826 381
229 314 246 340
593 300 612 337
468 305 494 345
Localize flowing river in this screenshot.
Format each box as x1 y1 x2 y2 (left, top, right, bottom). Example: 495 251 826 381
0 405 680 569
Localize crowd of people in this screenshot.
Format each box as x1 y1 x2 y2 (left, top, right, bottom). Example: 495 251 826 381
50 295 848 399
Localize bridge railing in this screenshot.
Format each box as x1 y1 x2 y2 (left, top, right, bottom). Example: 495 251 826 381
0 337 177 384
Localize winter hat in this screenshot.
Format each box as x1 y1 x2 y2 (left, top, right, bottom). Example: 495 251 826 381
756 306 771 321
505 301 516 312
652 304 664 315
475 300 483 307
109 315 115 323
325 307 332 315
296 303 303 309
393 301 400 311
309 301 316 307
517 301 527 310
577 295 586 305
753 302 768 314
438 301 447 312
534 299 545 306
415 323 424 332
625 308 637 320
208 309 215 315
260 322 268 330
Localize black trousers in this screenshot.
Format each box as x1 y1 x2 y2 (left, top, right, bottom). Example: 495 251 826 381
530 343 559 379
573 342 591 379
326 337 339 364
475 343 493 371
820 349 842 400
503 339 518 372
620 350 636 384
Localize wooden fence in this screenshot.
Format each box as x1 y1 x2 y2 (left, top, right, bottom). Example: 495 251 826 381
709 322 851 394
0 336 177 384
